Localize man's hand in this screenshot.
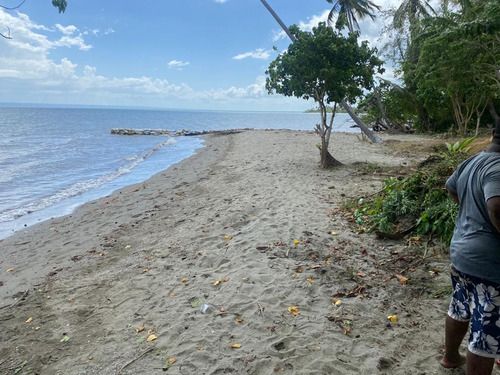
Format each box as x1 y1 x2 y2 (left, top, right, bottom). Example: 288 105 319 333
487 196 500 233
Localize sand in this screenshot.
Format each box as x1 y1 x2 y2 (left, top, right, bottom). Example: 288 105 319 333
0 130 489 374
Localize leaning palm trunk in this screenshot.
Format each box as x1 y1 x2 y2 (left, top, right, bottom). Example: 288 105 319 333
260 0 382 144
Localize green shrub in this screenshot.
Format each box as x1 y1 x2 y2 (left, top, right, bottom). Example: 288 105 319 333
349 150 468 244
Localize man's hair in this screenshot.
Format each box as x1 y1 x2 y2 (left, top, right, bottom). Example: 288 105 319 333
495 118 500 144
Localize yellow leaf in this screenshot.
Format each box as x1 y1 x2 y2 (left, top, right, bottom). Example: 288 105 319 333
387 315 398 323
168 358 177 365
325 260 330 264
395 274 408 285
213 279 222 286
287 306 300 316
330 231 339 236
223 235 233 240
230 343 242 349
343 326 352 336
25 317 33 323
146 334 157 342
147 328 155 334
6 268 13 272
306 278 314 283
332 298 342 306
135 324 145 333
142 269 148 273
236 318 244 323
293 240 300 245
291 273 298 279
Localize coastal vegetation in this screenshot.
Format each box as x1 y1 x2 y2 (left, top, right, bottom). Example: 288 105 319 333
266 22 383 168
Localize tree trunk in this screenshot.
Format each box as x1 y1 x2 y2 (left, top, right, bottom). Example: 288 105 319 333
341 100 382 143
319 141 342 168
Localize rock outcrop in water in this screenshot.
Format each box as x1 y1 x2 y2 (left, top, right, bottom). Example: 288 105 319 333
111 128 247 136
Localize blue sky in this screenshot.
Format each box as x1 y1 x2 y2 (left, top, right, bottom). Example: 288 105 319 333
0 0 400 111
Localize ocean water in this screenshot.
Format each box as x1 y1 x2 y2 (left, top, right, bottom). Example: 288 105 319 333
0 106 357 239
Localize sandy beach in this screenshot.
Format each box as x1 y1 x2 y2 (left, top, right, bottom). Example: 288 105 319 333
0 130 491 375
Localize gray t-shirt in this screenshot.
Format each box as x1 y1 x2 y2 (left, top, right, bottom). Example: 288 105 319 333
446 151 500 284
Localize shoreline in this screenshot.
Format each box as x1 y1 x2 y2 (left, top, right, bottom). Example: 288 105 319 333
0 130 457 374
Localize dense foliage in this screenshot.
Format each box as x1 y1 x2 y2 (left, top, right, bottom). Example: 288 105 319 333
375 0 500 134
349 150 472 244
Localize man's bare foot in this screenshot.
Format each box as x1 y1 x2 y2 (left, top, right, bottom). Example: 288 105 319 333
441 355 466 368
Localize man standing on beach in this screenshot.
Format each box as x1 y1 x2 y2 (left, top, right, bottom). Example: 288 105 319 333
442 127 500 374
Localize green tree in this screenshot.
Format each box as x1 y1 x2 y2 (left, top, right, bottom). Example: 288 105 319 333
326 0 380 33
266 22 383 168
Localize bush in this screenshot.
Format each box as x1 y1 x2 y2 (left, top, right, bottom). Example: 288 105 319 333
349 150 470 244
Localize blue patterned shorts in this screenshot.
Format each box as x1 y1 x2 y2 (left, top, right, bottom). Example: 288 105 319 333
448 267 500 358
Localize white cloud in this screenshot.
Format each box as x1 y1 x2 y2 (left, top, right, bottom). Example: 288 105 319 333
233 48 271 60
55 24 77 35
168 60 190 69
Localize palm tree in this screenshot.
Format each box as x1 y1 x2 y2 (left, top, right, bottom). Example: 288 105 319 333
393 0 435 33
326 0 381 33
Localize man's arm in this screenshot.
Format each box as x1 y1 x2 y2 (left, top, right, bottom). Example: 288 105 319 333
447 186 459 204
487 196 500 233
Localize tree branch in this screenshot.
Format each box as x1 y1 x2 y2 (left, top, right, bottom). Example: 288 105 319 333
0 26 12 39
0 0 25 10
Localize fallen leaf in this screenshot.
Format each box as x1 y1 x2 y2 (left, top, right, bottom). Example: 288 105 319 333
287 306 300 316
343 326 352 336
213 279 222 286
191 298 200 308
135 324 145 333
147 328 155 334
223 235 233 240
142 269 148 273
34 326 40 331
168 358 177 365
146 334 157 342
88 356 94 360
181 278 188 284
99 252 105 256
230 343 242 349
236 318 244 323
60 336 70 342
356 271 366 277
291 273 298 279
313 347 321 351
293 240 300 245
395 274 408 285
196 346 204 351
330 231 339 236
169 292 176 297
25 317 33 323
125 245 131 249
306 278 314 283
332 298 342 306
6 268 13 272
223 278 230 282
297 267 303 273
387 315 398 323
